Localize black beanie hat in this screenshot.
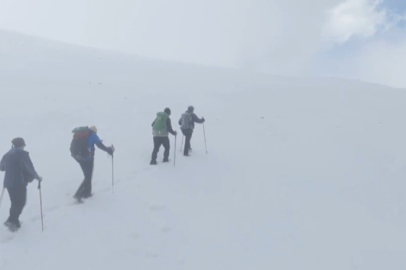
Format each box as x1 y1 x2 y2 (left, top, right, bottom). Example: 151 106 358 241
164 108 171 115
188 106 194 113
12 137 26 148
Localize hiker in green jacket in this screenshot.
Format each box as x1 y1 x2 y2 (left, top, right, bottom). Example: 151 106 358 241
150 108 177 165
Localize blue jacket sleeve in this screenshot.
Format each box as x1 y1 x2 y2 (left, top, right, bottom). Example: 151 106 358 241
21 152 40 181
94 134 113 155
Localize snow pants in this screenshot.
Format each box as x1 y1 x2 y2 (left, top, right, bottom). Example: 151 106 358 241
151 136 170 162
181 129 193 155
74 160 94 199
6 185 27 226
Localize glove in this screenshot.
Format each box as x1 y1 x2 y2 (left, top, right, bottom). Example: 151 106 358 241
107 146 115 156
202 117 205 122
174 131 178 136
37 176 43 182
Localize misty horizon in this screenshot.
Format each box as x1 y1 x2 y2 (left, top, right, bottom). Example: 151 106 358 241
0 0 406 88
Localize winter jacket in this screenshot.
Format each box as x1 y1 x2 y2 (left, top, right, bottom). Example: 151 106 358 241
152 117 176 137
83 131 112 162
0 148 40 188
179 112 204 130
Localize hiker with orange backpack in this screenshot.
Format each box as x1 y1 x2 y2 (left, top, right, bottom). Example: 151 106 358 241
70 126 114 202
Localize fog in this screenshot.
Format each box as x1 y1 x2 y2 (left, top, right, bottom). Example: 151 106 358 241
0 0 405 87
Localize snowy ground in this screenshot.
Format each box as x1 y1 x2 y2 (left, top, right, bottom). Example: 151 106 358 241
1 30 406 269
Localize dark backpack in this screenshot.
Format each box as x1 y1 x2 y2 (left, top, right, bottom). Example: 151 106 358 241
70 127 90 160
180 112 193 129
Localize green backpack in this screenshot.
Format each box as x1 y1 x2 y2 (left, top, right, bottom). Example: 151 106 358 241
153 112 169 135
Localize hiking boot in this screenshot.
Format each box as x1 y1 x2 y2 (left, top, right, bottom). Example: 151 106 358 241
4 220 11 228
184 153 189 157
4 220 20 232
163 158 169 163
73 194 84 202
150 160 157 165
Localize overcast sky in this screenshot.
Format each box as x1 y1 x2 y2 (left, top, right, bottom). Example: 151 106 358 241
0 0 405 88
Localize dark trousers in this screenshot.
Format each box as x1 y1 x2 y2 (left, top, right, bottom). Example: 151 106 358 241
75 160 94 198
6 185 27 225
151 136 170 162
182 129 193 155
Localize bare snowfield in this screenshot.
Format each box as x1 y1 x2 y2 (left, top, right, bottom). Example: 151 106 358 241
0 30 406 270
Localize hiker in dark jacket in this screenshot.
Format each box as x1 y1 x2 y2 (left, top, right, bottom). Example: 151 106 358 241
0 138 42 232
73 126 114 202
150 108 177 165
179 106 205 156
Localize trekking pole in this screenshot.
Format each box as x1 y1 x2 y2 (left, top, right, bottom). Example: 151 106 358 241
203 123 208 154
174 134 177 166
111 144 115 194
0 187 4 209
112 154 115 194
180 135 184 152
38 181 44 232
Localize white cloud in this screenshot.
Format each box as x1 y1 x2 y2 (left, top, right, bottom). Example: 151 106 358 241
0 0 341 76
342 33 406 89
324 0 404 44
1 0 406 88
317 0 406 88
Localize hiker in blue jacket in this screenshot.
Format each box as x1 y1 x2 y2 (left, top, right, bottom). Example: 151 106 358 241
0 138 42 232
179 106 205 156
73 126 114 201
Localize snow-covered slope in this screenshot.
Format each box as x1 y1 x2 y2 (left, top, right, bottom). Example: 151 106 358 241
1 30 406 270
